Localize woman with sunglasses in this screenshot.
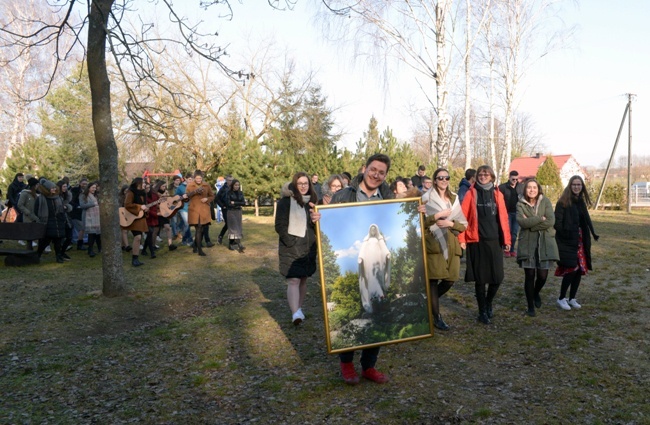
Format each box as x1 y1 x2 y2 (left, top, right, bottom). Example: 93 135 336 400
459 165 511 325
422 168 467 330
516 179 559 316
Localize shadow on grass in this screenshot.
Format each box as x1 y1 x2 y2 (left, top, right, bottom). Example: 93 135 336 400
251 265 332 365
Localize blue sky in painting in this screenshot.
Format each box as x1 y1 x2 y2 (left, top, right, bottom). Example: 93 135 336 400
317 200 420 274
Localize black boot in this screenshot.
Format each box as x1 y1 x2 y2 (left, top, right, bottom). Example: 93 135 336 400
434 314 450 331
87 234 96 257
132 255 144 267
475 283 491 325
196 225 206 256
486 284 500 319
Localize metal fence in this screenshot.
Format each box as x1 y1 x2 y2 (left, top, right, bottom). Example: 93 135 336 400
631 187 650 206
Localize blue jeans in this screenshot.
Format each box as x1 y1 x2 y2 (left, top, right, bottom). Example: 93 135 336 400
179 211 193 243
508 211 519 252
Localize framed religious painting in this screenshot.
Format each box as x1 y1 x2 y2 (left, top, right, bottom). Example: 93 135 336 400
315 197 433 354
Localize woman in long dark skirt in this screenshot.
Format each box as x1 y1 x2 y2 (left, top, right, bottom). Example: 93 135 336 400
459 165 511 324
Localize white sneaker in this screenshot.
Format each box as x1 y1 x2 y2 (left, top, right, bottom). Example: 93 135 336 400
557 298 571 311
568 299 582 309
32 241 38 247
156 236 162 242
44 246 52 253
18 240 26 246
292 308 305 325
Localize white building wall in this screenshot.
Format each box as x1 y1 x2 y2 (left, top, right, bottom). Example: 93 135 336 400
559 156 585 187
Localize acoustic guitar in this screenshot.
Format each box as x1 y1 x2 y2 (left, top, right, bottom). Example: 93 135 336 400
158 187 204 218
119 196 169 228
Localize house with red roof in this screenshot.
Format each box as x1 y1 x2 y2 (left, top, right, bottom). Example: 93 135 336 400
508 154 586 187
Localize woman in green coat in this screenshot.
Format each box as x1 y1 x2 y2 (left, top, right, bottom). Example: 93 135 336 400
516 179 559 317
422 168 467 331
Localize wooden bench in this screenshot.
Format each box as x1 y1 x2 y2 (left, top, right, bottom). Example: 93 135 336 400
0 222 46 266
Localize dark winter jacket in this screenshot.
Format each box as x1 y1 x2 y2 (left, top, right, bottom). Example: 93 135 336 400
554 197 598 270
7 174 26 208
329 174 394 204
34 182 67 238
516 195 559 264
227 190 246 210
275 184 317 278
457 178 472 203
215 184 230 210
70 184 84 220
498 181 524 213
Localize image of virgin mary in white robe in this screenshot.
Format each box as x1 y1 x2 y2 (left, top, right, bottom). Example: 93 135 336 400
358 224 391 313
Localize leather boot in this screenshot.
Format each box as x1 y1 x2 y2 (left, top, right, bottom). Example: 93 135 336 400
486 284 500 319
132 255 144 267
476 283 490 324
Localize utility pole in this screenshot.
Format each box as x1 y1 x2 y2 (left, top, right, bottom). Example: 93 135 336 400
595 94 635 211
626 93 635 213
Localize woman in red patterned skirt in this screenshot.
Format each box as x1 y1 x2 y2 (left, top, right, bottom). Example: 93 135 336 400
553 175 599 311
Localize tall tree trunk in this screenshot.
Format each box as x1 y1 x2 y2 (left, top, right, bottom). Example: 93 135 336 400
435 0 450 168
489 61 496 170
464 0 472 170
2 50 30 167
88 0 127 297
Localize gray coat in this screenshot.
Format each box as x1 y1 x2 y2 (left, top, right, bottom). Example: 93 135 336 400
17 190 39 223
515 195 559 264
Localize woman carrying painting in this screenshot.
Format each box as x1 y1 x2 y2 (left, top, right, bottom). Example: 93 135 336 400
554 175 599 311
515 179 559 317
422 168 467 331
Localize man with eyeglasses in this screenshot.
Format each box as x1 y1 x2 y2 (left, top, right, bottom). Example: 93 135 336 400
498 170 524 257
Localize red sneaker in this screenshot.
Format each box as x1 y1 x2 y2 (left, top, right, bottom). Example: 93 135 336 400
361 367 389 384
340 362 359 385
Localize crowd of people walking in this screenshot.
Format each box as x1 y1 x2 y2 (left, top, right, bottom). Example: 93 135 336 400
1 169 249 266
3 159 599 387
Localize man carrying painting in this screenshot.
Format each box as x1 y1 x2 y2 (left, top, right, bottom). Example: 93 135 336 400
311 153 426 386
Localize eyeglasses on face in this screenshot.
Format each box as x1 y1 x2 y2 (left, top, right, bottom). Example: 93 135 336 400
436 176 451 181
296 182 309 187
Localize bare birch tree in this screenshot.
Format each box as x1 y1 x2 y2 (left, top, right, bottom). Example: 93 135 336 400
486 0 573 179
0 0 288 296
0 0 69 166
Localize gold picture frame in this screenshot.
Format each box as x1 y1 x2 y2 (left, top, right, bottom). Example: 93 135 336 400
315 197 433 354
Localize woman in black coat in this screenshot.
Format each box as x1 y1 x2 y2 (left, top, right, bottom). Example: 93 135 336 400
34 179 68 263
554 175 599 311
275 172 318 325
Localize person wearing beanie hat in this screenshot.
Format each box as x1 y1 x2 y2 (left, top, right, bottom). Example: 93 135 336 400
34 179 67 263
